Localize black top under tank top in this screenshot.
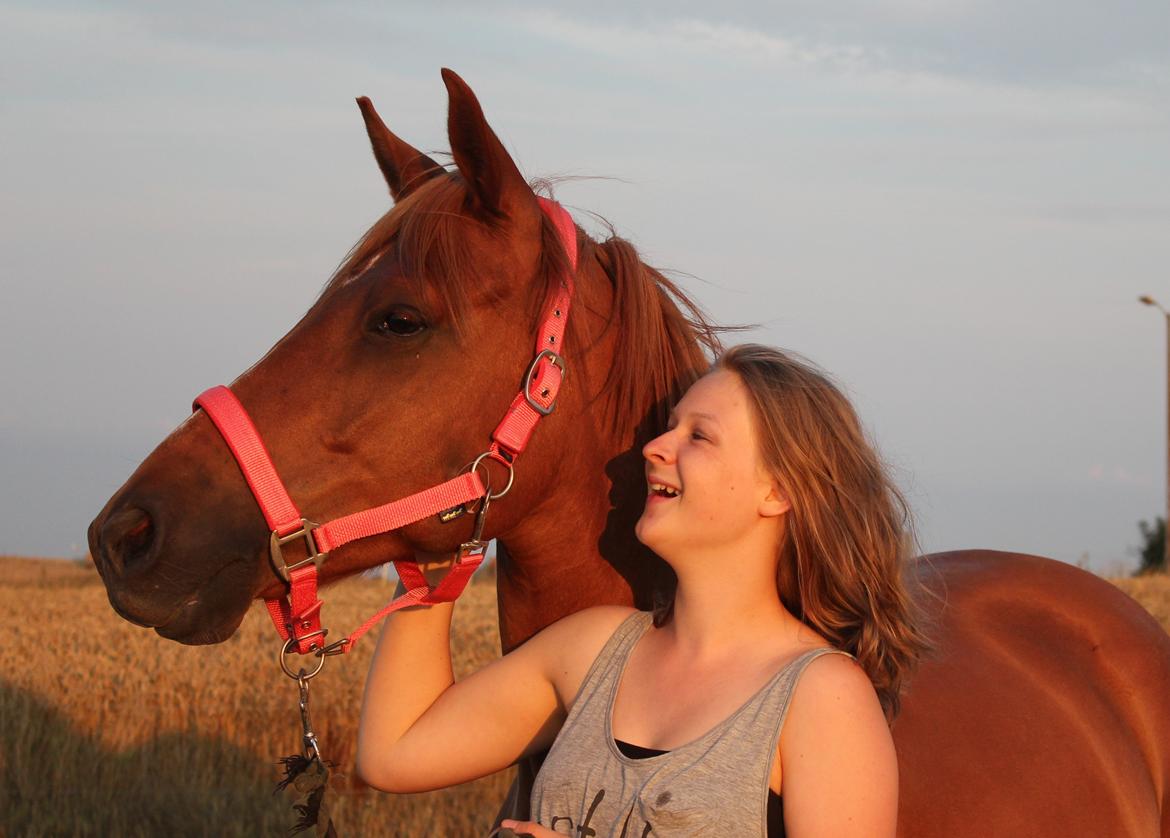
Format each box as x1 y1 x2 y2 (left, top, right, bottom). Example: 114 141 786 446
613 737 785 837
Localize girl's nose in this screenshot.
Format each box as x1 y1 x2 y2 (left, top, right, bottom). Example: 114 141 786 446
642 429 675 463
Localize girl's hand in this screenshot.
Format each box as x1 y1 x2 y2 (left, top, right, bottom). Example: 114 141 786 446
392 550 457 596
497 818 563 837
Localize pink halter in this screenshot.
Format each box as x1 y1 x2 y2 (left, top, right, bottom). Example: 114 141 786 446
192 197 577 658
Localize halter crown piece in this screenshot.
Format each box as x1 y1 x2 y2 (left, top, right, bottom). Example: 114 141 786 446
192 196 577 658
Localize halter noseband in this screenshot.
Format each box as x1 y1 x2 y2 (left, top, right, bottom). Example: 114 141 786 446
191 196 576 657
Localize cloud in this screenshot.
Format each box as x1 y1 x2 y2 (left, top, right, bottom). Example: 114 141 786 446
516 14 890 74
511 11 896 77
506 0 1169 89
501 5 1167 151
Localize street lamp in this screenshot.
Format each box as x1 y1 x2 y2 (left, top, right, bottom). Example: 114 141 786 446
1139 295 1170 573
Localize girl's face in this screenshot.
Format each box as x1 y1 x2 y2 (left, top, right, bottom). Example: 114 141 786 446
635 369 788 559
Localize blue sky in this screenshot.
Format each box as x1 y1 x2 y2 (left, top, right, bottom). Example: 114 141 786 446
2 1 1168 573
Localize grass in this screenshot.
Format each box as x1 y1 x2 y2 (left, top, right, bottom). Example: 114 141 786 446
3 556 1168 837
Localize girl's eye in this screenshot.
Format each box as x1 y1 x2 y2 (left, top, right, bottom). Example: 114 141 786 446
690 431 706 442
373 306 426 338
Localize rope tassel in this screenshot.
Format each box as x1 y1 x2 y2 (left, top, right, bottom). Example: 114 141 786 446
275 753 339 837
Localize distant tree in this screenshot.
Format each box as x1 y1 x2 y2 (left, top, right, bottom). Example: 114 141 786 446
1135 517 1166 576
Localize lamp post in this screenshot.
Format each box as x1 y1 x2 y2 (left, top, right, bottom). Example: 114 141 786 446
1139 295 1170 573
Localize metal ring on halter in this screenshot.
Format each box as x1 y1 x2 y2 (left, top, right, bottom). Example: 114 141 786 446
279 633 327 680
470 450 515 500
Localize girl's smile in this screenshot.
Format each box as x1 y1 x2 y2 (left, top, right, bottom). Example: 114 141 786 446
635 370 788 561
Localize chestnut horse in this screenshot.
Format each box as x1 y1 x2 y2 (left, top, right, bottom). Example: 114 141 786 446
89 70 1170 836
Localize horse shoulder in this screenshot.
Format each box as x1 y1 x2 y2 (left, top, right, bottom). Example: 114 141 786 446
775 653 897 837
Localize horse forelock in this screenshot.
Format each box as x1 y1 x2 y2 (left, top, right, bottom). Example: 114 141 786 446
319 171 724 440
319 173 480 328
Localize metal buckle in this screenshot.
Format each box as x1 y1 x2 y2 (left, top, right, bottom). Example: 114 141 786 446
270 518 326 584
456 540 489 564
522 348 566 417
316 637 351 657
469 450 515 500
298 674 322 762
453 489 491 564
279 634 328 680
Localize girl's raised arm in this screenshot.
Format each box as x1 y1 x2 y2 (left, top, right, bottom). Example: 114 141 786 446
355 566 631 792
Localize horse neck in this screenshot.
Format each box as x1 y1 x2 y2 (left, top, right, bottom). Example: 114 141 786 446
494 465 640 651
493 237 668 652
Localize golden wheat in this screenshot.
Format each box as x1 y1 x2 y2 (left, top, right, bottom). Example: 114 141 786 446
1110 574 1170 630
1 557 509 837
3 557 1168 837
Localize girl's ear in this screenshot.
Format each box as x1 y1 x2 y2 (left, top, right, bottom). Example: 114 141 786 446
759 479 791 519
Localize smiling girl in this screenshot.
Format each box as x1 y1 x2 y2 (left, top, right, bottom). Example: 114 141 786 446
357 344 934 837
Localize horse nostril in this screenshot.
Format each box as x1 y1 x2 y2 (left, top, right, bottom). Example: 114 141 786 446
102 506 158 575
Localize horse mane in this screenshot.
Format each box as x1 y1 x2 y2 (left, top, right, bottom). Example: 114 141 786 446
323 171 724 436
579 233 722 431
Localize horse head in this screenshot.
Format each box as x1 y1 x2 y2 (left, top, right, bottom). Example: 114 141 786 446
89 69 716 650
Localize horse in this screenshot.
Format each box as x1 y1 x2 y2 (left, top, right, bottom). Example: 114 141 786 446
89 69 1170 836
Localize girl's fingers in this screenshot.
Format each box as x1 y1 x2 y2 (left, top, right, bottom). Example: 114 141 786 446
497 818 563 837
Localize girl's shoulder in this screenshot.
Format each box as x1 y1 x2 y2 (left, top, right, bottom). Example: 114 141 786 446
783 648 875 729
777 651 898 833
530 605 640 708
537 605 641 661
778 647 891 774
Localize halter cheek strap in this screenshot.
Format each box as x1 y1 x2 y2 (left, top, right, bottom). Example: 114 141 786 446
192 196 577 656
491 200 576 456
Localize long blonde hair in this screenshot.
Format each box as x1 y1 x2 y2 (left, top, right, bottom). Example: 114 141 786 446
653 344 937 722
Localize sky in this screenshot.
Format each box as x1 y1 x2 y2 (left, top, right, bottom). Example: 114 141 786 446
2 1 1168 575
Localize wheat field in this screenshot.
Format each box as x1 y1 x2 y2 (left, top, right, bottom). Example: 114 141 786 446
2 557 511 837
3 556 1169 837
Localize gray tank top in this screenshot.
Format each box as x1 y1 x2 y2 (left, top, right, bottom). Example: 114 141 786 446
530 610 854 837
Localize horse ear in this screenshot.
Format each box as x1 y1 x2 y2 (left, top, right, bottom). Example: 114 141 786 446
441 68 534 222
355 96 444 202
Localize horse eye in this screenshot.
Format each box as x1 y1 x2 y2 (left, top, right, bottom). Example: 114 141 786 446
373 306 426 338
